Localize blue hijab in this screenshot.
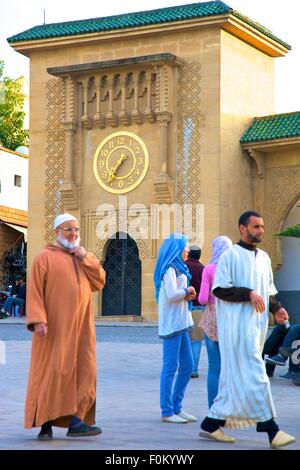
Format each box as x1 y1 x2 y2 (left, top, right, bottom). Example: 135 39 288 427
154 233 191 303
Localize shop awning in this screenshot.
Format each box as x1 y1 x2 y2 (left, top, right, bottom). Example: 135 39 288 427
2 222 27 242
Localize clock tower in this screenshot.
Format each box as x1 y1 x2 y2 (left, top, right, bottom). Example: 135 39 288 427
44 53 182 320
9 2 289 320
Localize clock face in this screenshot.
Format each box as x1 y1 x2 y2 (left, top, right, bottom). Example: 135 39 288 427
93 131 149 194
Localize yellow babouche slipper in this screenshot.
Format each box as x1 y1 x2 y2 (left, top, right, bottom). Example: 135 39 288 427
161 415 188 423
199 428 235 443
271 431 296 448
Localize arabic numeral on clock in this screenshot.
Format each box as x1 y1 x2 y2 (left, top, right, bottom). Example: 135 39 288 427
138 157 143 165
118 181 124 188
128 177 133 185
101 149 109 157
102 171 107 179
109 140 114 149
99 160 104 168
135 146 140 154
118 137 125 145
135 168 140 176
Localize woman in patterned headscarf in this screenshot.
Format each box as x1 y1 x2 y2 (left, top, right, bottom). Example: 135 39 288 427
198 236 233 409
154 233 197 424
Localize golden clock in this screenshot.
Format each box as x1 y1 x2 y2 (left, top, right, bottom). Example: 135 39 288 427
93 131 149 194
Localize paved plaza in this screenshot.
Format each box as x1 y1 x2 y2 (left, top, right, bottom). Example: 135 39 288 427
0 320 299 451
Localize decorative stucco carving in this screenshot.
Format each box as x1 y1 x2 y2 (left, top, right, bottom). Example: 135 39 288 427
47 54 183 131
74 70 157 129
82 210 151 261
177 61 202 245
45 79 66 243
265 166 300 271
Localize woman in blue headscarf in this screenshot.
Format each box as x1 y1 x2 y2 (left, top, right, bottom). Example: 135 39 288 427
154 233 197 424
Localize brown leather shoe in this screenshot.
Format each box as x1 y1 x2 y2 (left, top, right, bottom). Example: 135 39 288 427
199 428 235 443
271 431 296 448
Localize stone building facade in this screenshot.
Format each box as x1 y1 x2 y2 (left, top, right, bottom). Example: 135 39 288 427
9 1 299 320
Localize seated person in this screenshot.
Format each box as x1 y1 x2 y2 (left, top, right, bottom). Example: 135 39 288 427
0 275 26 317
265 322 300 380
279 335 300 361
263 322 288 377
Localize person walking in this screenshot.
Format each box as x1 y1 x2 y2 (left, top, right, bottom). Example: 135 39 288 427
154 233 197 424
198 236 232 408
185 246 205 378
199 211 296 448
25 213 106 440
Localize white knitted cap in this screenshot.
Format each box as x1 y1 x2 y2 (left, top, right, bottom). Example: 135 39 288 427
53 213 77 229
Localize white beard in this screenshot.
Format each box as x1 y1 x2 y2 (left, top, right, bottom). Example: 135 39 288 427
57 233 81 250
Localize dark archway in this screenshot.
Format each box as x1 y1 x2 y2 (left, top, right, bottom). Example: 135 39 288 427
102 233 141 316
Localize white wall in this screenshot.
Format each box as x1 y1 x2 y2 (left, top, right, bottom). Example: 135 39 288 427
275 199 300 291
0 149 28 211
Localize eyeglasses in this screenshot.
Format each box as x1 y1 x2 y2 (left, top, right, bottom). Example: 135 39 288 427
59 227 80 233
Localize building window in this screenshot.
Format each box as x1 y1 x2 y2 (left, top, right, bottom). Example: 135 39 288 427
14 175 22 187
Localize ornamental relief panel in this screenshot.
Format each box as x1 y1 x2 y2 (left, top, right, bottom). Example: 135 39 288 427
78 69 157 129
45 79 65 243
265 166 300 271
82 210 150 261
177 61 203 245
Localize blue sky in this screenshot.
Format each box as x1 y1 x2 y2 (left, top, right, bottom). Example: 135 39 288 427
1 0 300 113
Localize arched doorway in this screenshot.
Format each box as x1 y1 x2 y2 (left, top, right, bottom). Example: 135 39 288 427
102 233 141 316
275 199 300 323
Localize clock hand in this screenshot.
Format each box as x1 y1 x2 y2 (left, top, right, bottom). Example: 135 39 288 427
107 155 126 183
107 154 127 183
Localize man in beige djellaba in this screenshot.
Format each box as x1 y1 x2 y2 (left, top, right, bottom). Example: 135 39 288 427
25 213 106 440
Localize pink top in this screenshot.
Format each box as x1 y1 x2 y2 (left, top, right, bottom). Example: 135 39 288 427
198 264 218 341
198 264 216 305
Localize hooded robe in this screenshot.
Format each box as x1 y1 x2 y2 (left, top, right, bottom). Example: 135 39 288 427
25 245 105 428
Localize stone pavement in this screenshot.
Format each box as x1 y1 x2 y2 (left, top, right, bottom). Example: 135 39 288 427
0 322 299 451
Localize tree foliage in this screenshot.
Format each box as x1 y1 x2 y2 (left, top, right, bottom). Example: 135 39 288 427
0 60 29 151
277 207 300 239
277 225 300 238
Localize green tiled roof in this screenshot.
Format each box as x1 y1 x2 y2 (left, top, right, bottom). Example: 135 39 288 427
232 11 290 50
7 1 290 50
7 1 231 42
240 112 300 144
